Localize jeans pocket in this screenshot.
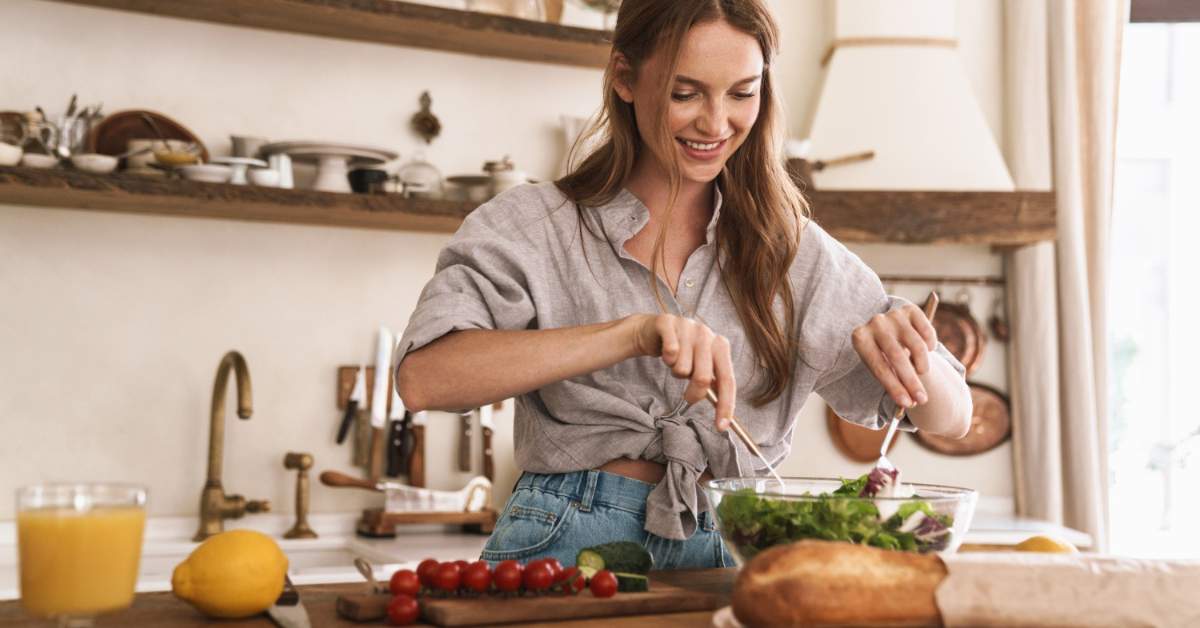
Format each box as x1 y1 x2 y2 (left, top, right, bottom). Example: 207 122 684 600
481 489 577 562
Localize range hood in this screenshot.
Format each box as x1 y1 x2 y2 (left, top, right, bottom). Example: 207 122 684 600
807 0 1014 191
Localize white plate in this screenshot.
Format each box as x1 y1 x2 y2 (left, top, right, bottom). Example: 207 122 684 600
260 140 397 164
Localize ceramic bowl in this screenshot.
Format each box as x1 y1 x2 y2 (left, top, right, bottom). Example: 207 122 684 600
248 168 280 187
20 153 59 169
0 141 22 166
71 153 119 174
126 139 194 170
180 164 233 184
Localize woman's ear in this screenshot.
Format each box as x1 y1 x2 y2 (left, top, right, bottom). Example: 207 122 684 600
611 53 635 104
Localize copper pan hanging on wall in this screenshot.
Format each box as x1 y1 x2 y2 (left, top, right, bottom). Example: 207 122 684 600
931 295 986 375
915 381 1012 456
826 404 901 463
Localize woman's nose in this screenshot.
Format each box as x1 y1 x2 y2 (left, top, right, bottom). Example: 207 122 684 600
696 100 726 137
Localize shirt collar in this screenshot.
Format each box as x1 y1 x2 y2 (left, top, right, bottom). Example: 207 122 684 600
599 185 724 246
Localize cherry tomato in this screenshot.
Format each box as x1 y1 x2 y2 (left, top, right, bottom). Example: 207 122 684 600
541 557 564 583
416 558 440 588
453 559 471 572
559 566 585 595
432 562 462 592
523 562 553 592
493 560 523 593
389 569 421 597
387 594 419 625
462 562 492 594
589 570 617 598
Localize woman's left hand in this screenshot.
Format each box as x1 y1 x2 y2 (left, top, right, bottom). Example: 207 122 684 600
850 304 938 409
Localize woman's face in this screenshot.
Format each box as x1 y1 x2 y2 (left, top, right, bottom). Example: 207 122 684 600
616 19 764 185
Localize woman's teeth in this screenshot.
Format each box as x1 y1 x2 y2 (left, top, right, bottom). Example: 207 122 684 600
680 139 722 151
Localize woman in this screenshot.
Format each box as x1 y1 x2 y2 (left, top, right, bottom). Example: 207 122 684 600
395 0 972 569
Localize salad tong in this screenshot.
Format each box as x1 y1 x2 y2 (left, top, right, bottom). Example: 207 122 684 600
705 389 785 485
876 291 940 472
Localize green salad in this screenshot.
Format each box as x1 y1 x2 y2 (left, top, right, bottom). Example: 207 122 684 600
715 470 954 560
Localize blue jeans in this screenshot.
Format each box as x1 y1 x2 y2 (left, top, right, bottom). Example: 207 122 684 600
480 469 735 569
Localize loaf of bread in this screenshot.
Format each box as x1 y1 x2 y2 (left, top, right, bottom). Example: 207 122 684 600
731 540 947 627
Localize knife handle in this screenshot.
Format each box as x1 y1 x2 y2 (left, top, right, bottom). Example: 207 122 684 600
368 426 386 482
385 419 404 477
319 470 379 491
482 426 494 482
408 425 425 488
458 411 474 472
335 400 357 444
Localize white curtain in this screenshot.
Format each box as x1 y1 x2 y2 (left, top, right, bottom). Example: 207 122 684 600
1002 0 1128 550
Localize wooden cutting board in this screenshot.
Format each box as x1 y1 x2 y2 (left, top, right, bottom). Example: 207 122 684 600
420 568 733 626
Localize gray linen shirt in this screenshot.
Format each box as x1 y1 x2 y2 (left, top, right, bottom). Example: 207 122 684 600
395 182 965 541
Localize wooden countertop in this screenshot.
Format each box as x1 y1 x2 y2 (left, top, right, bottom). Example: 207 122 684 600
0 570 736 627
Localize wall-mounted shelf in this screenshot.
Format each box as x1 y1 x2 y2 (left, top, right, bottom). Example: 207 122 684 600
1 166 1056 245
52 0 612 68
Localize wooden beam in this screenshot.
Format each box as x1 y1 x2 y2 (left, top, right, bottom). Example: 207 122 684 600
1131 0 1200 22
808 189 1057 246
51 0 612 68
0 166 472 233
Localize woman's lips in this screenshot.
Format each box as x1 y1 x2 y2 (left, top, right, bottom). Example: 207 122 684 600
677 137 727 162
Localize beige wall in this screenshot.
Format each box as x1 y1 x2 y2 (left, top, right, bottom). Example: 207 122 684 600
0 0 1012 521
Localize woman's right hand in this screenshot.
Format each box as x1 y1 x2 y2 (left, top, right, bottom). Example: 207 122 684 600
628 314 736 431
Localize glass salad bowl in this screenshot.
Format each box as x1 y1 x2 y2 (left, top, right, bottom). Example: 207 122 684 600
705 475 978 566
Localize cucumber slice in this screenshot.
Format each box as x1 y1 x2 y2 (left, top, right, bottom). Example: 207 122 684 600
614 572 650 593
575 548 606 577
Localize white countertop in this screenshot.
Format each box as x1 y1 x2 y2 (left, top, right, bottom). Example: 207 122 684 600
0 506 1092 601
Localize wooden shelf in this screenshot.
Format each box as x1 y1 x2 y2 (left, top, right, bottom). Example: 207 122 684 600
52 0 612 68
0 166 1055 244
0 166 473 233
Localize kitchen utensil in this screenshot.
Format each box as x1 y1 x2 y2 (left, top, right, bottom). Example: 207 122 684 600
704 389 784 485
445 175 493 203
457 410 474 472
826 405 901 463
0 111 25 146
337 367 365 444
268 152 294 189
20 153 58 169
266 575 311 628
348 168 389 194
789 150 877 190
210 156 267 185
385 377 407 477
407 411 426 486
69 153 118 174
0 141 21 166
353 557 387 594
260 141 397 193
319 470 492 513
410 91 441 144
930 293 986 375
399 411 416 474
178 164 232 183
479 404 496 482
484 155 527 195
988 295 1010 342
248 167 280 187
87 109 209 162
230 134 268 159
397 152 444 199
706 477 977 564
368 326 394 480
419 569 728 627
875 291 939 473
916 382 1011 456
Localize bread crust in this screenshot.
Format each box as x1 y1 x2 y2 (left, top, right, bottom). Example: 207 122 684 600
731 541 947 627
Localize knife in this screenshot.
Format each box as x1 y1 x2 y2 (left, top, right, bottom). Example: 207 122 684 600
267 575 310 628
479 404 496 482
386 376 407 477
336 367 365 444
368 326 393 481
457 409 474 472
407 411 427 487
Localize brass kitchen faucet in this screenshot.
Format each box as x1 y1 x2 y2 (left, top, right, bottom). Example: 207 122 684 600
193 351 270 541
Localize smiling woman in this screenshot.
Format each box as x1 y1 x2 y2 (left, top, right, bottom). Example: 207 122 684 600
393 0 971 571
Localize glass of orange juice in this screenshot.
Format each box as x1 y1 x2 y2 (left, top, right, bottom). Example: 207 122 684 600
16 484 147 627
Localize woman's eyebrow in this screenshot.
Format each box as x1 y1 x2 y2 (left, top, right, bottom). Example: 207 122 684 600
674 74 763 89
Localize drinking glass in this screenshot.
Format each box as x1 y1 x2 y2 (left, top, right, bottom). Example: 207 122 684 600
16 484 147 627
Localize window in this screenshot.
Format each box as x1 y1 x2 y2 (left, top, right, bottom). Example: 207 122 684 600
1108 16 1200 557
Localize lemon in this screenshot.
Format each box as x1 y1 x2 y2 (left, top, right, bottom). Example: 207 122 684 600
1014 535 1078 553
171 530 289 618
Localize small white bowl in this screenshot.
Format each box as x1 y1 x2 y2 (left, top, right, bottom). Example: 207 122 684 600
180 164 232 184
20 153 59 169
0 141 22 166
248 168 280 187
71 153 118 174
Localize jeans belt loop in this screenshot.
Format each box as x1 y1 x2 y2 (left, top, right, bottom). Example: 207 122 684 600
577 470 598 512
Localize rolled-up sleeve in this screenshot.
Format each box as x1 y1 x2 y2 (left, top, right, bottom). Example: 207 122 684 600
394 206 538 368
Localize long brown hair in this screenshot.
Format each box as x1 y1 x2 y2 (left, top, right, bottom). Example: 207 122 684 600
555 0 809 406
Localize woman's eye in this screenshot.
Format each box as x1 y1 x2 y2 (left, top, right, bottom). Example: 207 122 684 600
671 92 698 102
732 92 757 100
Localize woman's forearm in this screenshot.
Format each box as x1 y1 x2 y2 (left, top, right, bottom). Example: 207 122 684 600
396 317 644 412
906 353 972 438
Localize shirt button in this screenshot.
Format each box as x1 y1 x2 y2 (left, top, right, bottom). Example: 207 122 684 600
685 278 696 288
630 215 637 221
